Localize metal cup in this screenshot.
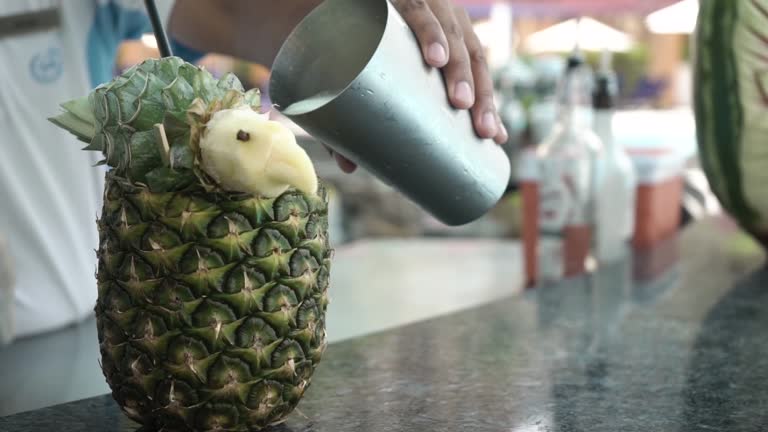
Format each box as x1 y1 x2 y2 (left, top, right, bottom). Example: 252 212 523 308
269 0 511 226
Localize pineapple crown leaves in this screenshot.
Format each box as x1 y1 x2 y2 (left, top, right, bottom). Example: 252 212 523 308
49 57 262 193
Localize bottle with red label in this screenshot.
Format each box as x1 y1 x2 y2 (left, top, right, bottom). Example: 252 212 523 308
529 52 602 285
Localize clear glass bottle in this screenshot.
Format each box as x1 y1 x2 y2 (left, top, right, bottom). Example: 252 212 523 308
592 51 637 262
536 53 602 283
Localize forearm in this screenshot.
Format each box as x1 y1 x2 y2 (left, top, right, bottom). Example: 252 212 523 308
168 0 322 66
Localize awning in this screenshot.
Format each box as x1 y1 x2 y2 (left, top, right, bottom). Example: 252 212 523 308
646 0 699 34
458 0 681 17
524 17 634 53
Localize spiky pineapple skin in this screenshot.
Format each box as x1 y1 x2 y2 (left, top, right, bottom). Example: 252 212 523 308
95 174 331 431
51 57 334 431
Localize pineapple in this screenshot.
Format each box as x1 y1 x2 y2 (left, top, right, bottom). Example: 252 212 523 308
49 57 331 431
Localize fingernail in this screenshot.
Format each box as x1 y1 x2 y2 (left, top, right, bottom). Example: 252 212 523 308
427 43 447 65
482 112 498 135
454 81 473 106
500 124 509 142
334 153 357 173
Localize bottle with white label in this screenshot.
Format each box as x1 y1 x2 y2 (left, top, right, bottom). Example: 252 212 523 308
592 51 637 262
536 53 602 284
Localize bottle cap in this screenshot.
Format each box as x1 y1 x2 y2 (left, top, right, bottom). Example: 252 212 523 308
559 49 592 106
593 50 618 109
566 52 585 71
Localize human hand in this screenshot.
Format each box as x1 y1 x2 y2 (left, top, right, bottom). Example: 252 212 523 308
327 0 508 173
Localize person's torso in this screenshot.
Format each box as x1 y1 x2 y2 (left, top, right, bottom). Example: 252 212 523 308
0 0 146 338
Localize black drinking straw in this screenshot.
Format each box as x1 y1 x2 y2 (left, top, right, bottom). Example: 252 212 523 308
144 0 173 58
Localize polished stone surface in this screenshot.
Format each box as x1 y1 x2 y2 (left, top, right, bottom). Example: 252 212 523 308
2 217 768 431
0 239 522 416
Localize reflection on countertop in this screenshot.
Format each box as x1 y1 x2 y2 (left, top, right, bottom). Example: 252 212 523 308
0 238 522 417
2 216 767 431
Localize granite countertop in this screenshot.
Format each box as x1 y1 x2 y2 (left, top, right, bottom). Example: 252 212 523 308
2 216 768 431
0 239 523 416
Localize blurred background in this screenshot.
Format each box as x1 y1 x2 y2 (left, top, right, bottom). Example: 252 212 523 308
115 0 706 245
3 0 736 417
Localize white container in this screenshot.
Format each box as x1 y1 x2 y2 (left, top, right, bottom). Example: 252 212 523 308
613 109 692 248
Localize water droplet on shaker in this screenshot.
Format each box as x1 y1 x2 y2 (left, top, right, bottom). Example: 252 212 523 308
366 89 374 95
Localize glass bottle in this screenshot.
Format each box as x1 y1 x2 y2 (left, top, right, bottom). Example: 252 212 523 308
592 51 637 262
536 53 602 283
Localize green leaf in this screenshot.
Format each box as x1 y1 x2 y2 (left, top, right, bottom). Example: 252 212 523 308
134 60 160 79
145 167 196 192
177 63 202 87
130 98 166 131
143 73 168 104
162 111 191 139
103 91 121 127
49 112 95 142
243 88 261 108
86 128 106 152
162 76 196 111
122 72 166 130
155 56 185 80
102 127 127 169
191 68 220 103
110 76 139 123
90 89 108 127
170 133 194 170
128 130 164 182
217 72 244 92
60 96 96 125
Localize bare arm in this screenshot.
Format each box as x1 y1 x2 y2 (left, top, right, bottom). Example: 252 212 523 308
168 0 322 67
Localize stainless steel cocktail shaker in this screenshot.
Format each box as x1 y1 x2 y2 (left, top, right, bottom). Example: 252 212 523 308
270 0 511 226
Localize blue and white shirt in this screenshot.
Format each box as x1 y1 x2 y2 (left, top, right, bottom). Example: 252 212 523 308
0 0 201 339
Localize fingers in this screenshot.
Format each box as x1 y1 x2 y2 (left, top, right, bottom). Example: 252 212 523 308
455 8 508 144
376 1 508 148
429 1 474 109
391 0 449 67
